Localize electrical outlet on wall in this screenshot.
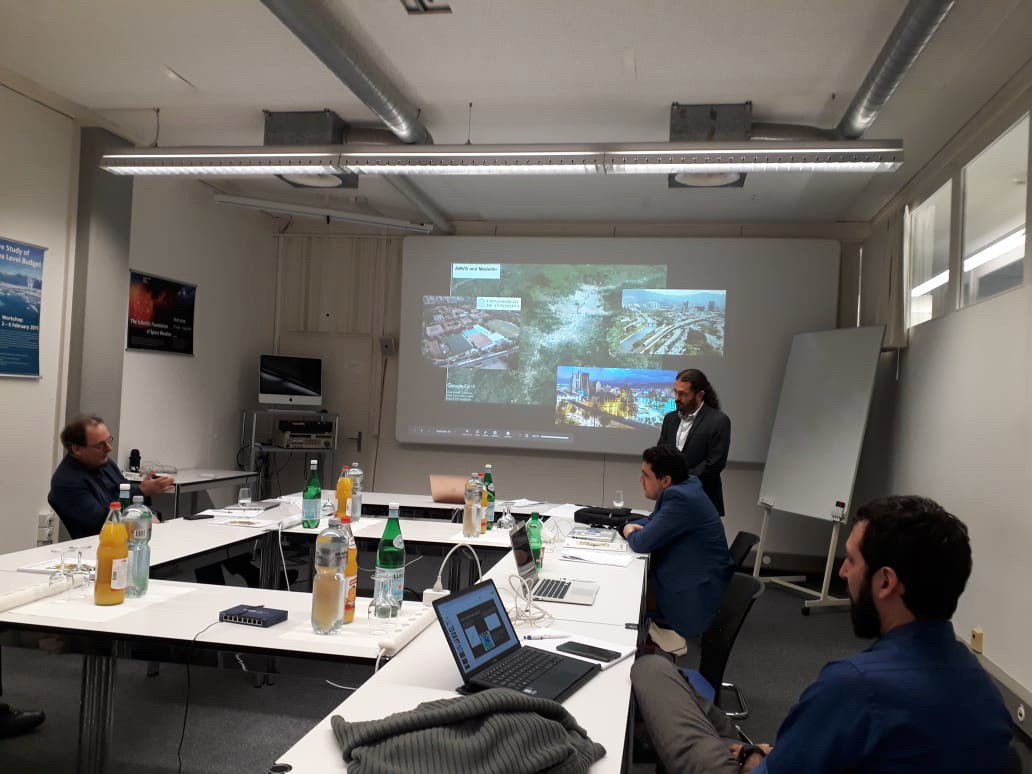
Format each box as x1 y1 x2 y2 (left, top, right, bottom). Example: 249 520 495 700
970 627 984 653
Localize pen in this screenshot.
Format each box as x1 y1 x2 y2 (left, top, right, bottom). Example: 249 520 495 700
523 633 570 640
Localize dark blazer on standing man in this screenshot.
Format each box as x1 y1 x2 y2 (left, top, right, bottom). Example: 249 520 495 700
657 403 730 516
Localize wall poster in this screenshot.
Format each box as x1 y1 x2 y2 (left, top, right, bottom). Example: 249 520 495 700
0 237 46 378
127 271 196 355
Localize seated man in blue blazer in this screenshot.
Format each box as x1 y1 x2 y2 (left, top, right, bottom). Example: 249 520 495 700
622 445 735 640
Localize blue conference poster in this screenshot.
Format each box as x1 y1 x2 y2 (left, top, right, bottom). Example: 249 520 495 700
0 237 46 378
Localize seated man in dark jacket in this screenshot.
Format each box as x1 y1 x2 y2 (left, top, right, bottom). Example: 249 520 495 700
622 445 735 640
48 414 173 538
632 495 1013 773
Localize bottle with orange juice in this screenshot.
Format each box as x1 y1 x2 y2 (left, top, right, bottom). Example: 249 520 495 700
95 503 129 606
335 466 353 521
340 511 359 624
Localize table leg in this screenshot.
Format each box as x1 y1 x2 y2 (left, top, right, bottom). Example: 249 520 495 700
173 485 181 519
258 532 281 589
78 651 116 774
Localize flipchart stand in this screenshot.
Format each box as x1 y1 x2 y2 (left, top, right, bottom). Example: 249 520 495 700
752 500 849 615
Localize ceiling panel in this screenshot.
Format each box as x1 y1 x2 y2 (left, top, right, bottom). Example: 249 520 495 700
0 0 1027 225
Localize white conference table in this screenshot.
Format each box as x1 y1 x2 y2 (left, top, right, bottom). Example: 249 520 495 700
0 491 645 773
126 467 257 517
275 542 649 773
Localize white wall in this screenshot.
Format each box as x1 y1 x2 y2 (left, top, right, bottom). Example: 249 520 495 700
119 179 276 473
889 284 1032 693
0 87 78 552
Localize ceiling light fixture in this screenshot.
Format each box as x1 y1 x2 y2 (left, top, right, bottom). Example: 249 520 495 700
211 193 433 233
101 139 903 177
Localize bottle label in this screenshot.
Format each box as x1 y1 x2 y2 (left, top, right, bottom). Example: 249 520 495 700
377 566 404 605
485 502 495 525
110 558 128 590
302 499 320 522
343 574 357 618
351 494 362 519
392 535 405 550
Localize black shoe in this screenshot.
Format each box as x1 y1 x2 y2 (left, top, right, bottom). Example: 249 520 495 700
0 704 45 739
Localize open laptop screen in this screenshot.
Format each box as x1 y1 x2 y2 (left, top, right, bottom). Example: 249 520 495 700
434 581 521 679
509 523 539 585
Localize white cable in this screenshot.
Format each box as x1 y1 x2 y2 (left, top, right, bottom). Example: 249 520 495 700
374 647 387 673
505 574 552 627
324 680 361 691
276 524 290 591
433 543 484 591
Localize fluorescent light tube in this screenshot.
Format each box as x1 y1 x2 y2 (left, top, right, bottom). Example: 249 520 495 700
910 229 1026 298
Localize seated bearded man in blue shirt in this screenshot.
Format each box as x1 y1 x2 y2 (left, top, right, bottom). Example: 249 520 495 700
631 495 1013 774
622 445 734 640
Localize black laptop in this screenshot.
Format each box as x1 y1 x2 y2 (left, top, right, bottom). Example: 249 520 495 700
432 579 600 701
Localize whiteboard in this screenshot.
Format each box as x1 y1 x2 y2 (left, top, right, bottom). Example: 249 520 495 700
758 326 884 522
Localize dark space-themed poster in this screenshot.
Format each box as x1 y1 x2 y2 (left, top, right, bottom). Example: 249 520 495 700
126 271 196 355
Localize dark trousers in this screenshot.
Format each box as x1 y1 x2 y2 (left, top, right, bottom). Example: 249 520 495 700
631 655 742 774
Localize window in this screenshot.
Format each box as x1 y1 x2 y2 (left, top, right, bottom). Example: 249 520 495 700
908 181 952 327
960 114 1028 307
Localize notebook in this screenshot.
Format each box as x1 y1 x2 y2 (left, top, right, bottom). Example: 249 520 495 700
510 523 600 605
432 579 599 700
429 474 467 504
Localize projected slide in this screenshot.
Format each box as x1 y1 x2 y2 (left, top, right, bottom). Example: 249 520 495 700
422 295 520 370
397 237 840 459
617 289 725 356
444 262 668 406
556 367 677 429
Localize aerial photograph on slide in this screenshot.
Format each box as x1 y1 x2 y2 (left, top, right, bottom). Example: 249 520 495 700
615 288 726 356
421 295 521 370
444 263 667 404
554 367 676 429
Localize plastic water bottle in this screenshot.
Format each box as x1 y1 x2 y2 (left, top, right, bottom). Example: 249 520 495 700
483 464 496 530
311 516 348 634
527 513 544 570
125 496 152 598
347 461 363 522
463 472 481 538
302 459 322 529
373 502 405 613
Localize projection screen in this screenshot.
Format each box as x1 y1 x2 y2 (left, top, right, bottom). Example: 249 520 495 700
397 237 839 462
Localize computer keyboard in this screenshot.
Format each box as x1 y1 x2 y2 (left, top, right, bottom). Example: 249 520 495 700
533 578 571 601
481 648 562 690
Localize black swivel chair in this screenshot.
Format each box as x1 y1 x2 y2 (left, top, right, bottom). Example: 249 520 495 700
680 572 764 719
728 531 760 571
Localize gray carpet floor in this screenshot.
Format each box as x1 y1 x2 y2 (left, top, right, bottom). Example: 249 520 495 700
0 580 997 773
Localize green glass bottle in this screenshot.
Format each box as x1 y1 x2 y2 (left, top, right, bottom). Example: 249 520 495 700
483 464 496 530
374 502 405 614
527 512 543 570
302 459 322 529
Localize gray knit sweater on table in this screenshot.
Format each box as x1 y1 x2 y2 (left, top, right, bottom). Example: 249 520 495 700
331 687 607 773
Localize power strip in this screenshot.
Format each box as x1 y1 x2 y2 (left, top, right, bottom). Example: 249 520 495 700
422 588 450 605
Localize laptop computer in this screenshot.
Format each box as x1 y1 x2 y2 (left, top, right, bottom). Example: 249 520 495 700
510 523 600 606
432 579 600 700
429 474 467 504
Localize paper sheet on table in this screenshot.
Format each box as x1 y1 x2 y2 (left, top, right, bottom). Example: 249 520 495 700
541 503 581 519
524 629 635 671
507 498 545 508
12 583 195 622
564 536 627 552
558 547 637 567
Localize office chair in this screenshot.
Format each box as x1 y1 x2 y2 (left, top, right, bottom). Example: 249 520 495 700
728 531 760 571
681 572 764 719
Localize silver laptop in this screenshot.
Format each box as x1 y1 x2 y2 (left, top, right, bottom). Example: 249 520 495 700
509 523 599 606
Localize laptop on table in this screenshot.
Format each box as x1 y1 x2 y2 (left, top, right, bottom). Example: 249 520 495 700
510 523 600 606
432 579 600 701
429 474 467 504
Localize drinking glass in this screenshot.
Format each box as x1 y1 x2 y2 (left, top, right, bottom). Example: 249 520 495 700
612 490 625 509
68 544 95 598
48 547 73 597
237 487 252 508
495 502 516 531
